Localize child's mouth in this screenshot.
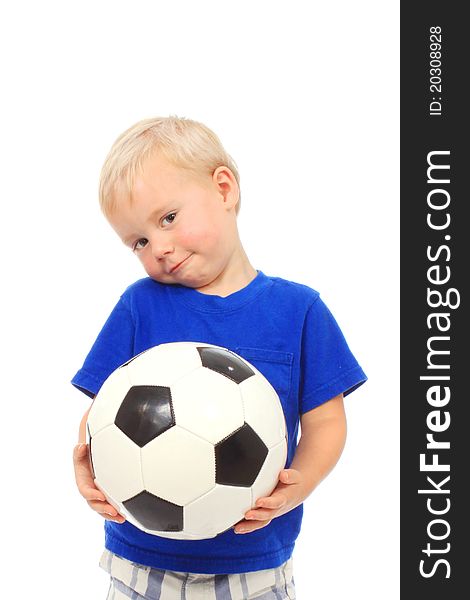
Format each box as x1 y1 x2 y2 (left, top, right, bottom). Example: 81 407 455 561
170 253 193 274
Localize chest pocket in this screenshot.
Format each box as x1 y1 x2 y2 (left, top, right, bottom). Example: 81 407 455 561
235 346 294 401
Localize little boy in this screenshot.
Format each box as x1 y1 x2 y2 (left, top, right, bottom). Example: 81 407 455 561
72 116 367 599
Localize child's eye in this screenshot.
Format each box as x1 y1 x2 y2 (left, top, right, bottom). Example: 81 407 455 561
133 238 148 252
162 212 176 226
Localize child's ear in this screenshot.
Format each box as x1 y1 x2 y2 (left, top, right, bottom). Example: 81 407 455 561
213 166 239 210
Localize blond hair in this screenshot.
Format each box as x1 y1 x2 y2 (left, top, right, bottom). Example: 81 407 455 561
99 115 241 216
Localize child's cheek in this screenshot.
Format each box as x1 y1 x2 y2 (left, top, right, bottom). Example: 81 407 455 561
183 229 214 252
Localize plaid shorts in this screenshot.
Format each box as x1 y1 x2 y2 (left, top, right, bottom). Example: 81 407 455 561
100 549 296 600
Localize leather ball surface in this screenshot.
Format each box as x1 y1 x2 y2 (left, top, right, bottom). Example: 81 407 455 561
87 342 287 539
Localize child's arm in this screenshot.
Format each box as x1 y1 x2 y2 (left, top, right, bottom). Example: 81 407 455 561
73 403 125 524
235 393 347 534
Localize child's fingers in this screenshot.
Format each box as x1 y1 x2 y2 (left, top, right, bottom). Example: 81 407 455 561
246 495 287 519
245 501 284 520
245 508 274 521
234 518 271 534
80 483 107 502
255 495 286 510
73 444 105 501
239 469 303 530
87 499 126 522
80 498 124 523
73 445 93 480
99 510 126 524
279 468 301 484
73 443 88 462
103 509 125 523
73 443 125 523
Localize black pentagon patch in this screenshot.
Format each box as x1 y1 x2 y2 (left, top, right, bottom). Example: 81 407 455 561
197 346 254 384
215 423 268 487
123 490 183 532
115 385 175 447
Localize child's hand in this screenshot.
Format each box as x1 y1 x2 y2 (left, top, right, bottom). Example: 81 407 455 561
233 468 303 534
73 443 125 524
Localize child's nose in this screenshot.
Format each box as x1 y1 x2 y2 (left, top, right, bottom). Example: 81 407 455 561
150 235 174 260
152 244 174 260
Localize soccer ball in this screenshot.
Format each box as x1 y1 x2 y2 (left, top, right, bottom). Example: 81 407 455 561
87 342 288 540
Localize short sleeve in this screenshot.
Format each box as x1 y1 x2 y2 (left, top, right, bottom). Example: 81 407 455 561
70 294 135 398
300 296 367 413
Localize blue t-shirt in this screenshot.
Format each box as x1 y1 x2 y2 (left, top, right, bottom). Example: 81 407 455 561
71 270 367 574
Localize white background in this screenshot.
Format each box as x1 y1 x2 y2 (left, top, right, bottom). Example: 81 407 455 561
1 1 398 598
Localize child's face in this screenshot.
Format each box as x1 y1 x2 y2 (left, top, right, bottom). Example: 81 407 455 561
108 153 241 292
